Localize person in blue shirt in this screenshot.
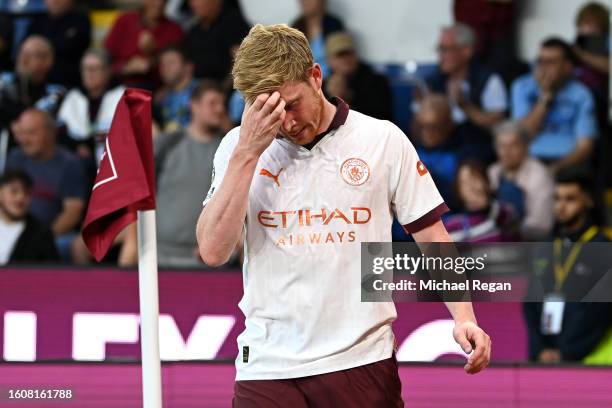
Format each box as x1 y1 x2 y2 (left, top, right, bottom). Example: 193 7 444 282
511 37 598 175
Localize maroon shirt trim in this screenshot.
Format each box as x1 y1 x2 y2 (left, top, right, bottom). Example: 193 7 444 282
302 97 349 150
327 97 350 130
402 203 450 234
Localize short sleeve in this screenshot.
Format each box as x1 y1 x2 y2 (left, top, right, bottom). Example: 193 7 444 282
511 76 533 120
574 87 598 140
481 73 508 112
388 124 448 233
202 127 240 206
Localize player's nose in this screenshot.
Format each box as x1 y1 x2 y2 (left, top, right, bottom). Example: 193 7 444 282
282 115 297 134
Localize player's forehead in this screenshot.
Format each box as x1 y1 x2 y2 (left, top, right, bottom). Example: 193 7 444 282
277 80 309 103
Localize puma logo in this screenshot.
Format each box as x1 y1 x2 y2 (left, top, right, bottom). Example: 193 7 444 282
260 168 283 187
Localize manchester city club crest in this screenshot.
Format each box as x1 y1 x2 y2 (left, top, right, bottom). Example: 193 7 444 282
340 158 370 186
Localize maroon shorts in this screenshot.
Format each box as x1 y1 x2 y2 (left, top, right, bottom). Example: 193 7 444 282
233 355 404 407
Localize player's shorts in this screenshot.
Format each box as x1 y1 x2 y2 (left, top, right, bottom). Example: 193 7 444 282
233 354 404 407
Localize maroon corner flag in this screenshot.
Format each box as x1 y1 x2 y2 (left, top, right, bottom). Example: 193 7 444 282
82 88 156 262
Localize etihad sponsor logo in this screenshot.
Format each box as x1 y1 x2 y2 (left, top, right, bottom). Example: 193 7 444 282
341 158 370 186
417 160 428 176
258 207 371 228
260 168 283 187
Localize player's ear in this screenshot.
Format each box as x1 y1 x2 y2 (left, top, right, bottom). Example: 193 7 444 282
310 63 323 90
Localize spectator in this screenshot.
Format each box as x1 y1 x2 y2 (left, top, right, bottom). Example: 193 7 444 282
0 170 59 264
292 0 344 78
572 2 609 103
183 0 249 86
426 23 508 132
324 31 393 121
524 173 612 363
27 0 91 88
155 81 225 267
511 37 598 174
413 94 480 210
488 120 555 240
58 49 124 167
6 109 86 260
453 0 529 87
572 2 612 202
155 45 198 132
166 0 244 30
104 0 183 89
445 159 518 242
0 35 65 129
0 14 13 71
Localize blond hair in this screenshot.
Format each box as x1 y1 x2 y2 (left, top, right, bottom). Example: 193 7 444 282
232 24 314 103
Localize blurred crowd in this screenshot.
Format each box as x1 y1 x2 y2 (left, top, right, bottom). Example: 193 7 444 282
0 0 611 362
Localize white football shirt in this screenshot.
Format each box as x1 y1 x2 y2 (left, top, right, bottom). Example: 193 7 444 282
204 100 447 380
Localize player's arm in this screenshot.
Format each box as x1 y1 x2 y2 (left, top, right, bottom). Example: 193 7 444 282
412 220 492 374
196 92 286 266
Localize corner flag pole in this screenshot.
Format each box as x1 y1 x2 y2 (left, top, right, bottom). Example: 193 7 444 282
137 209 163 408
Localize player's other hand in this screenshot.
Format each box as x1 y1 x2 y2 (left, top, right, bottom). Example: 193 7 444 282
453 321 491 374
238 92 286 157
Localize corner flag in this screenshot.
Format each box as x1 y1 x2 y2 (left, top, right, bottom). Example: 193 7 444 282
81 88 163 408
82 88 156 261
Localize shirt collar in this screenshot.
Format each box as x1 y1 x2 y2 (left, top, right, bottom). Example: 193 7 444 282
301 97 349 150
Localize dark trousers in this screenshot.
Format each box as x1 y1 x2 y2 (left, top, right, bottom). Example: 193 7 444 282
233 355 404 408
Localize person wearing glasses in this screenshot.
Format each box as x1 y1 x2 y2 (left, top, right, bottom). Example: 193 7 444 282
511 38 598 176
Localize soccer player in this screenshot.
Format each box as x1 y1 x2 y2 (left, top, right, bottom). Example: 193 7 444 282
196 24 491 407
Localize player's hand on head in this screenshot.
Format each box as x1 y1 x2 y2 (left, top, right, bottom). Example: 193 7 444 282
452 321 491 375
239 91 286 157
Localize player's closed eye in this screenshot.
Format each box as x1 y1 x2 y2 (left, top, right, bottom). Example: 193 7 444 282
285 100 299 111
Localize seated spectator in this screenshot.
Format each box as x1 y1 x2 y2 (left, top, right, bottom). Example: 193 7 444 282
324 32 393 121
0 170 59 264
292 0 344 78
104 0 183 89
155 45 198 133
155 81 225 267
488 120 555 240
511 38 598 174
445 159 518 242
0 14 13 71
183 0 249 86
524 173 611 363
58 49 124 167
6 109 86 260
0 35 65 129
27 0 91 88
413 94 494 210
426 23 507 133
